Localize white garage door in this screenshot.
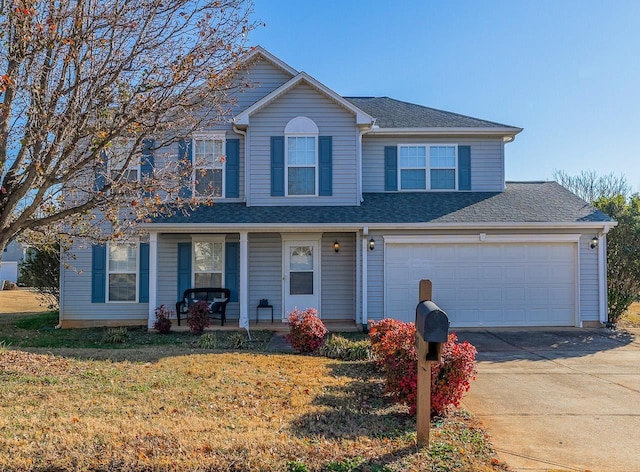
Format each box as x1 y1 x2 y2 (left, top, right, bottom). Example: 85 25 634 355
0 261 19 283
385 242 577 327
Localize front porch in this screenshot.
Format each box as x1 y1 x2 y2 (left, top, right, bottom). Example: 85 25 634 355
146 229 370 331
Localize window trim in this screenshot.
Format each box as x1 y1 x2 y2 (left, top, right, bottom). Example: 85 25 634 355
107 138 140 183
285 135 319 197
397 143 459 191
106 242 139 303
191 236 226 288
192 132 226 199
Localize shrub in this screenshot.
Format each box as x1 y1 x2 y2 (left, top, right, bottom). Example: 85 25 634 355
431 333 478 415
319 334 372 361
187 300 210 335
152 305 173 334
101 327 130 344
285 307 327 353
198 333 218 349
18 245 60 310
368 320 477 417
227 331 249 349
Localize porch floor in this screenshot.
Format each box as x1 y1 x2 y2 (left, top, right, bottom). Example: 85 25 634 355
169 319 360 333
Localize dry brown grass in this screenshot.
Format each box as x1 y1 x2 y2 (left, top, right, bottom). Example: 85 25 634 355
0 347 503 471
0 288 46 314
619 302 640 328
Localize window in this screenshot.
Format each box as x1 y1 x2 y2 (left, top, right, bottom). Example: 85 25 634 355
193 134 225 198
107 243 137 302
398 144 457 190
287 136 317 195
285 116 319 196
108 138 138 183
193 238 224 288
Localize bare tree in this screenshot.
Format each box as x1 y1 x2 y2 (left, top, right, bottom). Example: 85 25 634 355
553 169 631 203
0 0 256 254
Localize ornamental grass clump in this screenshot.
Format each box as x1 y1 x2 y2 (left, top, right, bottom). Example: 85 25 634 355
369 319 477 417
285 308 327 353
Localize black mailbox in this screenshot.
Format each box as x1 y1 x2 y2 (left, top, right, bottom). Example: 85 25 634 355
416 300 449 342
416 301 449 362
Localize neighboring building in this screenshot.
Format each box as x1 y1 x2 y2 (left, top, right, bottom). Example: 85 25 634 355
58 47 614 329
0 240 25 284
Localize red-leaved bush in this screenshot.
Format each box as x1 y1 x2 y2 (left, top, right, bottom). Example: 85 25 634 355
369 319 477 416
285 307 328 353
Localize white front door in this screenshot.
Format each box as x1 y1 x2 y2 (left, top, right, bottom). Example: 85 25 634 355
283 240 320 319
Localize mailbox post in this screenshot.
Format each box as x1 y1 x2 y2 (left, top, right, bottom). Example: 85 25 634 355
415 285 449 448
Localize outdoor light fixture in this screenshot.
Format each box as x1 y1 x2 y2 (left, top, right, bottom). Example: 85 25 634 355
590 236 599 249
369 238 375 251
334 241 340 253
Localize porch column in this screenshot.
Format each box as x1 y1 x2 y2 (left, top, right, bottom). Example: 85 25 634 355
147 232 158 329
239 231 249 329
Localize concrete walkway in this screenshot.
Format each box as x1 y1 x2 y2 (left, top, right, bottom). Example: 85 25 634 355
456 327 640 472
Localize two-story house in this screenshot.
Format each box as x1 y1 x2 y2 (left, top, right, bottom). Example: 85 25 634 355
58 47 614 329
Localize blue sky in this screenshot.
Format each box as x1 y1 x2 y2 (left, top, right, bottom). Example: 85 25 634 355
250 0 640 190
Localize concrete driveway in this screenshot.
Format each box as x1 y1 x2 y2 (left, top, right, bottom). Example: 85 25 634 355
456 327 640 472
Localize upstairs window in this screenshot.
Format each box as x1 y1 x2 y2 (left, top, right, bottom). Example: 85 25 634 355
285 116 318 196
108 138 138 183
398 144 458 190
193 134 226 198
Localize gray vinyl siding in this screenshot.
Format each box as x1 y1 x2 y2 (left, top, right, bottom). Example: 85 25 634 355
231 58 294 117
248 233 283 321
366 231 385 322
579 233 600 322
361 136 504 193
320 233 356 320
60 243 148 323
248 83 359 206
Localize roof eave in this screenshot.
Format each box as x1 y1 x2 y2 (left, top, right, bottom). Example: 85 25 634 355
368 127 523 138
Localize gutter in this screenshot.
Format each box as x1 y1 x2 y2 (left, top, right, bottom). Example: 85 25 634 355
368 127 522 141
142 221 617 232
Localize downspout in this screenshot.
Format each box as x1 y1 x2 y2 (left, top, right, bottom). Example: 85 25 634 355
598 225 611 325
358 121 375 203
232 123 248 206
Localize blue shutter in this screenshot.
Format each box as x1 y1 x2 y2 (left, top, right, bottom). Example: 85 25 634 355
178 139 192 198
139 243 149 303
177 242 192 298
318 136 332 196
141 139 155 179
458 145 471 191
93 151 107 191
384 146 398 191
225 242 239 302
271 136 285 196
91 245 106 303
225 139 240 198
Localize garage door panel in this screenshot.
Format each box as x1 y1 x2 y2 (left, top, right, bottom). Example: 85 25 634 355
385 242 576 327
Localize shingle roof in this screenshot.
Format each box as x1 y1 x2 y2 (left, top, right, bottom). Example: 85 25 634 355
344 96 519 129
150 182 611 226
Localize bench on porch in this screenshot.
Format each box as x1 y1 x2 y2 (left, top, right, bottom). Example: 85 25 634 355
176 288 231 326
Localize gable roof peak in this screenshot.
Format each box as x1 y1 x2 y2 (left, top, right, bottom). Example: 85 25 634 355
240 46 298 77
